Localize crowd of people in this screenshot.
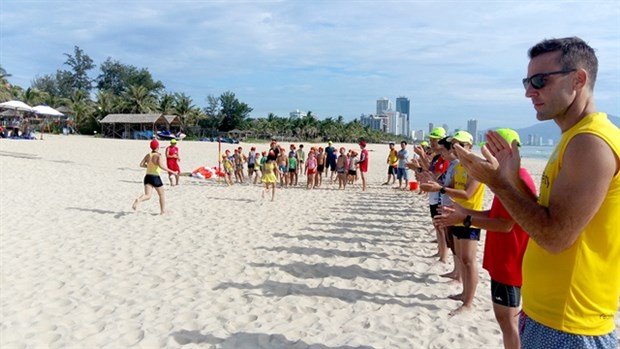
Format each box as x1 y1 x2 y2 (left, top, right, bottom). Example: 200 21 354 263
130 37 619 349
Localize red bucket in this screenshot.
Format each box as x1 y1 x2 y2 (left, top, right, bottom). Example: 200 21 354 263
409 181 419 190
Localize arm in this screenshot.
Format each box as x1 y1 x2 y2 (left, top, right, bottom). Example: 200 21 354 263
139 154 150 168
157 154 176 174
433 204 514 232
456 131 617 254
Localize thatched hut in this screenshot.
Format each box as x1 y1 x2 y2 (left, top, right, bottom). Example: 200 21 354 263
99 114 181 139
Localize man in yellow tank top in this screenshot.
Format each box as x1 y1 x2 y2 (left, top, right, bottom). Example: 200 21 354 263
454 37 619 348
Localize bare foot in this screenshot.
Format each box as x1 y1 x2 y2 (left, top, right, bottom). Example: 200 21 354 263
132 199 139 211
449 304 472 317
440 271 458 279
448 293 464 301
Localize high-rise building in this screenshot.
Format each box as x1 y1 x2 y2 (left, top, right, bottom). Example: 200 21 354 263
414 130 425 141
467 119 478 144
376 98 392 115
289 109 306 119
428 123 434 133
443 124 450 136
396 97 410 135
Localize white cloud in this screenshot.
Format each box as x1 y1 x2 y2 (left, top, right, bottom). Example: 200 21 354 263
1 0 618 128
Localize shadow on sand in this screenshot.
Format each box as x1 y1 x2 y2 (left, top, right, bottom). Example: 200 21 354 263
170 329 376 349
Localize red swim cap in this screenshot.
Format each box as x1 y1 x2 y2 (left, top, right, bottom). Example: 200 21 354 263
150 139 159 150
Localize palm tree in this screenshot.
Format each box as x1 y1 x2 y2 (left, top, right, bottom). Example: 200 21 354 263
123 84 156 113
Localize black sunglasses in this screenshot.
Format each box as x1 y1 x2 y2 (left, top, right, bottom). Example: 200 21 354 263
522 69 576 90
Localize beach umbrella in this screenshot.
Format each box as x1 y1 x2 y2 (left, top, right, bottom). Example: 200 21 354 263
0 100 34 112
33 104 64 117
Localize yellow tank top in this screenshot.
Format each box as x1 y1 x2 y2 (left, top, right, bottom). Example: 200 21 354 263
146 152 160 175
388 150 398 166
452 162 485 214
522 112 620 335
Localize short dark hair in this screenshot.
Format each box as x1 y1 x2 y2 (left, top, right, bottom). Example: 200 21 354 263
528 37 598 89
401 140 407 145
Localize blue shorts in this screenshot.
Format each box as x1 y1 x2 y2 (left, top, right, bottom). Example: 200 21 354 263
519 312 618 349
396 167 408 180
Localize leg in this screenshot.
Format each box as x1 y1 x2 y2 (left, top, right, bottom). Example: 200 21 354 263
493 303 520 349
133 184 153 211
361 171 367 191
154 185 167 215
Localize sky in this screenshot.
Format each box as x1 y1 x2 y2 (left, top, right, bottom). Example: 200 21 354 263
1 0 618 132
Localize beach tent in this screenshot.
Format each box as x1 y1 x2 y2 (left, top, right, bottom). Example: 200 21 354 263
0 100 34 137
0 100 34 112
32 105 65 139
99 113 180 139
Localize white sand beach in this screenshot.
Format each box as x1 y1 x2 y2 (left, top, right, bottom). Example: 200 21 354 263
1 135 618 349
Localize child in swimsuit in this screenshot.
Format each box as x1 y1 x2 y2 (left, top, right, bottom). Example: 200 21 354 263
262 152 279 201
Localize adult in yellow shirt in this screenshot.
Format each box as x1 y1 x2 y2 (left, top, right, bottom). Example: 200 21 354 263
455 37 619 348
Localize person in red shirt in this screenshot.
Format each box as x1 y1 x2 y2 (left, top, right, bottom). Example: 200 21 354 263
357 140 369 191
433 129 535 349
165 139 181 186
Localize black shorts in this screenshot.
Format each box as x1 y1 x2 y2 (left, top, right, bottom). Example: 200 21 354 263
491 279 521 307
289 168 296 173
445 226 456 254
429 204 440 218
144 174 163 188
388 166 397 175
451 226 481 241
248 163 255 170
348 170 357 176
317 164 325 172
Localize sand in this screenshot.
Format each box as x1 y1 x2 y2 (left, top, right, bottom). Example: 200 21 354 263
0 134 618 349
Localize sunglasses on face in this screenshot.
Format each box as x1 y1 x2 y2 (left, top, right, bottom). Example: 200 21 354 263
522 69 576 90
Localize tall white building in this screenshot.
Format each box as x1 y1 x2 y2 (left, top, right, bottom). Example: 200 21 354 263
414 130 425 141
376 98 392 115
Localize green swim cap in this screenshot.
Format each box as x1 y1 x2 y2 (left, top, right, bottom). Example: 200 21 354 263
496 128 521 147
428 127 446 139
479 128 521 148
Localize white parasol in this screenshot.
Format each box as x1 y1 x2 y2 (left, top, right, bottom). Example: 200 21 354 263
33 104 65 117
0 100 34 112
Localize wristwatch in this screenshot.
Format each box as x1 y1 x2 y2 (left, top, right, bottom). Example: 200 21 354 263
463 215 472 228
439 186 446 194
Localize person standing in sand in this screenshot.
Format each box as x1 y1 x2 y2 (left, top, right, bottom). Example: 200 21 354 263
394 141 410 190
165 138 181 186
262 151 279 201
454 37 620 348
316 147 326 187
306 150 318 189
434 129 535 349
336 147 347 189
132 139 178 215
383 142 398 185
358 140 369 191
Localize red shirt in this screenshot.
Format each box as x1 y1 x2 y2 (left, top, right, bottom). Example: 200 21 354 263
358 149 369 172
482 167 536 287
431 154 449 175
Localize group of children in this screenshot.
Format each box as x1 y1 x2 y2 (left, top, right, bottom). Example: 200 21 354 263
217 140 369 200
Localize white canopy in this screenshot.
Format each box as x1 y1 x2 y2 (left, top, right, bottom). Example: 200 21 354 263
33 105 64 117
0 100 34 112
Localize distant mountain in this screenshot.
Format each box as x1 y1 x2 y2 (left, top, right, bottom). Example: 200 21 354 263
515 114 619 144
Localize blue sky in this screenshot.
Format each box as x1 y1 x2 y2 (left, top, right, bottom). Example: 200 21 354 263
1 0 618 131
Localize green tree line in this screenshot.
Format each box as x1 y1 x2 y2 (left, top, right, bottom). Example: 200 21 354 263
1 46 401 143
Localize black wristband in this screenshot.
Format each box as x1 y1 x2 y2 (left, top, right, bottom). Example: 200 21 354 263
463 215 472 228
